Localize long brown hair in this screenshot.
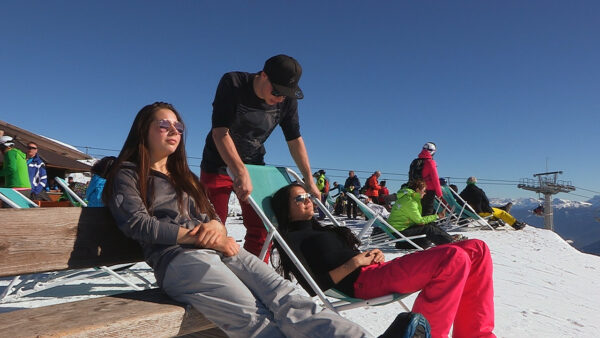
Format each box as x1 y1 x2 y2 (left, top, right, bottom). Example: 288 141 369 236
103 102 216 219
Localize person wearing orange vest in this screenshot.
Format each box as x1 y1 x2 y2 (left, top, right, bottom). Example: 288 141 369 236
365 170 381 202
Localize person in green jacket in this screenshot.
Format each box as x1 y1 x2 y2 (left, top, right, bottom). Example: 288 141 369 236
387 178 453 249
0 136 32 189
313 169 329 220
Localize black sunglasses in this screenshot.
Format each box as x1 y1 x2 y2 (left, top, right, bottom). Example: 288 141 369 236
27 146 38 150
269 80 285 98
157 119 184 135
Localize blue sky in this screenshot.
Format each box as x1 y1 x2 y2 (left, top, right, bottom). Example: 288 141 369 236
2 1 599 201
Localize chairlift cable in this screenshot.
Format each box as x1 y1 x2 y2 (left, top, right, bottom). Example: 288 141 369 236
74 145 599 195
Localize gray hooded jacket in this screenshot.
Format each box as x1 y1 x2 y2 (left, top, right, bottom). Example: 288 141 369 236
107 162 212 286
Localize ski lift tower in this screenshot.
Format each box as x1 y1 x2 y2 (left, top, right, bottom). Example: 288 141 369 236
517 171 575 231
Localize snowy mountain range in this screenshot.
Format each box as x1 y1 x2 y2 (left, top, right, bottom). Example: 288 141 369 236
490 195 600 255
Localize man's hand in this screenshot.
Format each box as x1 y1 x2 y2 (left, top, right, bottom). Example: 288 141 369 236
305 180 321 199
233 169 253 202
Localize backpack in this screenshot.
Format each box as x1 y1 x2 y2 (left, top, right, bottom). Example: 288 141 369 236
323 178 330 194
379 312 431 338
408 158 425 181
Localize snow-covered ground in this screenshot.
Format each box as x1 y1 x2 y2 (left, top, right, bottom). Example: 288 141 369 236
2 216 599 337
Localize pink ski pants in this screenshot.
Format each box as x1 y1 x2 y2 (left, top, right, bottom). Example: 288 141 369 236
354 239 495 338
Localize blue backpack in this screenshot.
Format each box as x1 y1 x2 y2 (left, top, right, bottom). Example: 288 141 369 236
379 312 431 338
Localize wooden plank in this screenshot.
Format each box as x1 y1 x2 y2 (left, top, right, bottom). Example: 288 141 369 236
0 208 143 277
0 289 221 337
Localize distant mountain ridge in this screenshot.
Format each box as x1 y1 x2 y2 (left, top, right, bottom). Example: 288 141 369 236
489 195 600 256
489 197 594 209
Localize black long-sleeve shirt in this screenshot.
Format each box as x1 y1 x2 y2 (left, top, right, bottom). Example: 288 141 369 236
460 184 493 214
285 220 361 296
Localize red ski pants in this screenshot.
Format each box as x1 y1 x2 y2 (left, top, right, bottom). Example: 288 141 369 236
353 239 495 338
200 171 270 262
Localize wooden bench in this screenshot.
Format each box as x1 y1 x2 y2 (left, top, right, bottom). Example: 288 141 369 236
0 207 226 337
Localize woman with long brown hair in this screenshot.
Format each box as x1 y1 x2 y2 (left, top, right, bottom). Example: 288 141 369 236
103 102 369 337
271 183 496 338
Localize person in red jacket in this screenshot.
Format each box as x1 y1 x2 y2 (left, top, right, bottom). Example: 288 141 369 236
365 170 381 202
418 142 442 216
378 180 396 211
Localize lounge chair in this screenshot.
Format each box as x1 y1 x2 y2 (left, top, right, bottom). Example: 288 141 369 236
55 177 88 207
345 193 425 250
434 185 495 231
228 164 413 313
0 188 39 208
0 184 152 303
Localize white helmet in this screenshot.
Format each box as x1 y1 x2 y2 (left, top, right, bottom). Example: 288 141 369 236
0 135 14 147
423 142 436 155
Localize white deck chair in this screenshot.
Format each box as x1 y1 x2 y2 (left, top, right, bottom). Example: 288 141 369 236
228 164 413 313
345 193 425 250
0 187 152 303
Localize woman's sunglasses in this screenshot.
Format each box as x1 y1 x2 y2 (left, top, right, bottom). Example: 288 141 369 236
294 193 312 203
157 119 184 135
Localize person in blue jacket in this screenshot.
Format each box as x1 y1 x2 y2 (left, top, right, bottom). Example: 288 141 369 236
86 156 116 207
26 142 50 201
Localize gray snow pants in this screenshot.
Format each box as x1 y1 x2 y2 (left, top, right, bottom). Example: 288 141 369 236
162 248 371 338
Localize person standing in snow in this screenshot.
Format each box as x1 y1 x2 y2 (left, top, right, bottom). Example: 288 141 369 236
313 169 329 220
460 176 526 230
344 170 361 219
409 142 442 216
199 54 320 259
365 171 382 204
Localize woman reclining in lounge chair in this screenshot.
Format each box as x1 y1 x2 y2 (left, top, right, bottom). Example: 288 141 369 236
271 183 497 338
387 179 459 249
103 102 371 338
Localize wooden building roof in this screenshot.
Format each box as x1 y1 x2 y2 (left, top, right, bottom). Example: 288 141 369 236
0 120 92 172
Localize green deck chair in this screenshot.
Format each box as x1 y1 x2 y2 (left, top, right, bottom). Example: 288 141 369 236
435 186 494 231
0 188 39 208
55 177 88 207
229 164 412 313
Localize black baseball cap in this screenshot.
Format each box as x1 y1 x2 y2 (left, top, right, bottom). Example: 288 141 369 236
263 54 304 99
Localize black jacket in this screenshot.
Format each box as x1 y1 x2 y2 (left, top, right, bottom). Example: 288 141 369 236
459 184 493 214
285 220 361 297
